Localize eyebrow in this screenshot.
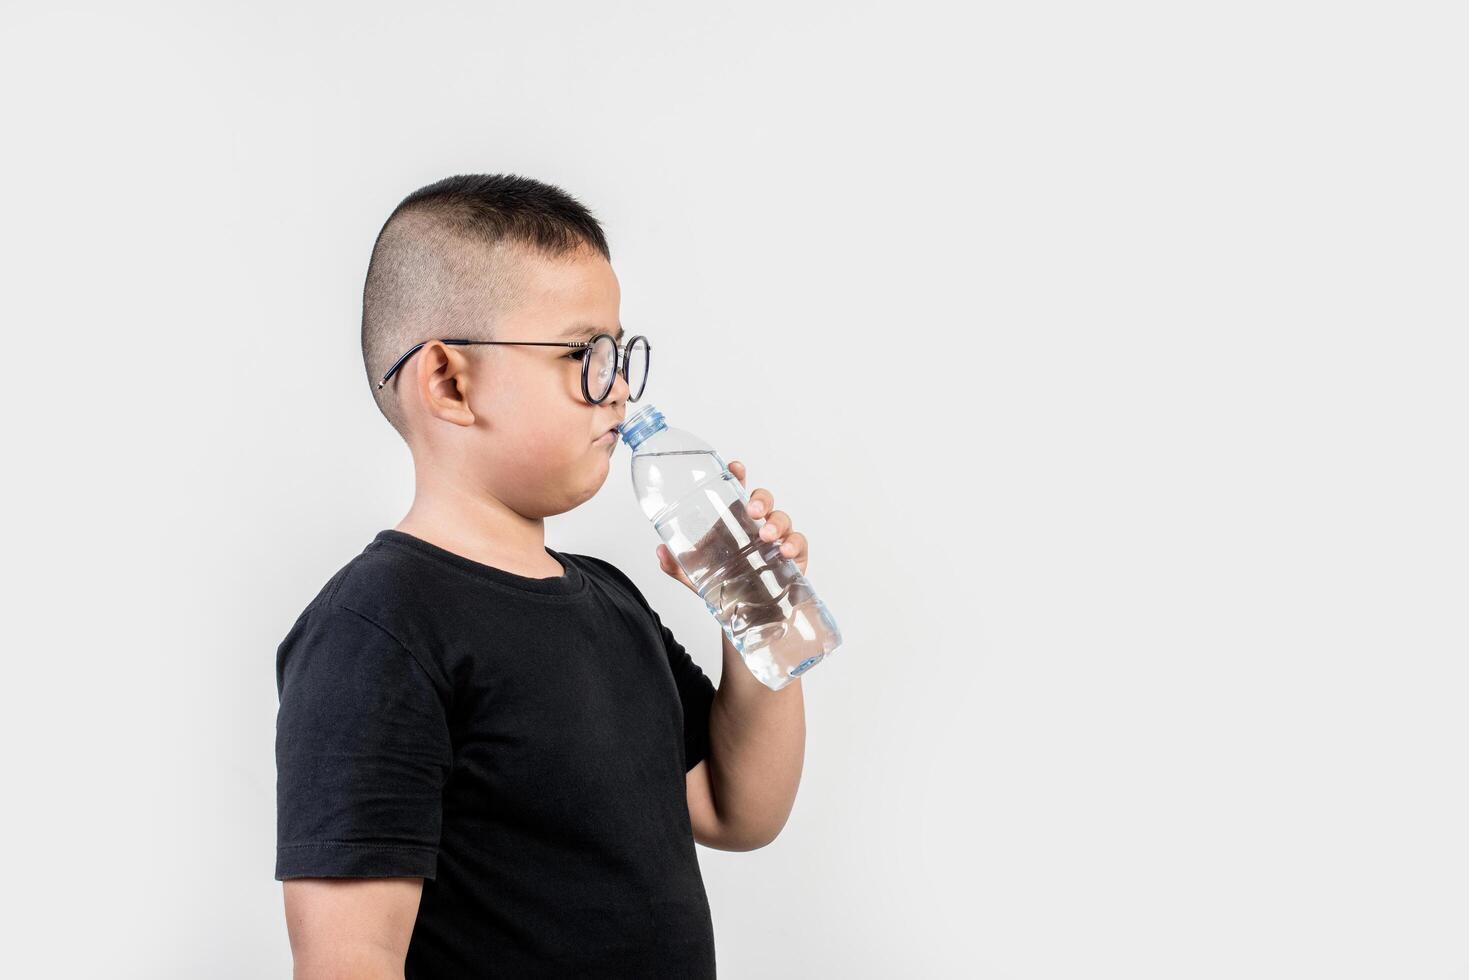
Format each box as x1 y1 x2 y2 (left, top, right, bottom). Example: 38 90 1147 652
559 322 625 343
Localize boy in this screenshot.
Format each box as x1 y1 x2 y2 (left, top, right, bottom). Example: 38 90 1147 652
275 174 810 978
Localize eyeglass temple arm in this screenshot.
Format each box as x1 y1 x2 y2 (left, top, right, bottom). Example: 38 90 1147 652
377 337 646 389
377 342 428 389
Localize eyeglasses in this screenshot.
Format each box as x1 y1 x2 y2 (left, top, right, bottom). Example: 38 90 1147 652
377 333 651 405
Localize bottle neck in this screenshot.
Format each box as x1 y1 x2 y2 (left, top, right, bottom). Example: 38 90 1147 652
618 403 667 452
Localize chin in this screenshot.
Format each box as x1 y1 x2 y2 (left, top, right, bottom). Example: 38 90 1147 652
582 449 612 487
589 449 612 480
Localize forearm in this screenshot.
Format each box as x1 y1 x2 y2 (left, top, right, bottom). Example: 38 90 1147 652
292 947 403 980
705 631 807 848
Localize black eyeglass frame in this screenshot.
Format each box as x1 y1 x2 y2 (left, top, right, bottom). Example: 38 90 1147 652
376 334 651 404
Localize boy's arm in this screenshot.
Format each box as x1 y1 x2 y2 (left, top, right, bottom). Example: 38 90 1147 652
275 604 453 973
686 631 806 851
283 877 423 979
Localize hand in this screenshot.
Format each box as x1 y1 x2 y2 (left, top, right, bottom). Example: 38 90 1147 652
655 459 811 593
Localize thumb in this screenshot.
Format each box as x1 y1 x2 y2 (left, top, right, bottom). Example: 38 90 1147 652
656 544 694 590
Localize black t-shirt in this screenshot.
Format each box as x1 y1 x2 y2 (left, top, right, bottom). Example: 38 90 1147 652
274 529 720 978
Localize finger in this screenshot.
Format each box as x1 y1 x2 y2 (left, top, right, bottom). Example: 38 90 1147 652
746 488 774 519
758 509 791 542
727 459 747 488
776 530 807 560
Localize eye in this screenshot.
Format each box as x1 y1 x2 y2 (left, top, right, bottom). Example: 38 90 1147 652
566 349 587 361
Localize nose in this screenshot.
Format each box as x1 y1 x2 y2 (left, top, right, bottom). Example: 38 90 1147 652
604 367 631 405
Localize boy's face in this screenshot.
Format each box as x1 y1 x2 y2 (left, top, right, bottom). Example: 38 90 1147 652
409 245 632 519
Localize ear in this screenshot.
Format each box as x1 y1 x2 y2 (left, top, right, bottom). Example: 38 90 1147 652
411 341 477 427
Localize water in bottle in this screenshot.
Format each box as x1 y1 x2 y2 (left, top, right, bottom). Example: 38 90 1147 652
618 403 842 690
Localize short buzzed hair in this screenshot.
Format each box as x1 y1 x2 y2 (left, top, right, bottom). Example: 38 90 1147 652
361 173 611 438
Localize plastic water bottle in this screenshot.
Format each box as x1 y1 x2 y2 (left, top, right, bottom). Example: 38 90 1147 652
618 403 842 690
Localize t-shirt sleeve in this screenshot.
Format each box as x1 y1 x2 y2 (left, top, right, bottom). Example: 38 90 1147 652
649 603 719 774
274 602 453 881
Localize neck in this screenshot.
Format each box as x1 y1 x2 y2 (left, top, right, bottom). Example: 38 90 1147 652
394 466 557 578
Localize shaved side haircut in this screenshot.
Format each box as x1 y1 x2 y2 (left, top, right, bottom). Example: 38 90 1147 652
361 173 611 439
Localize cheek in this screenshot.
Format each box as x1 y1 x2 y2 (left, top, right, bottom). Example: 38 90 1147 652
493 403 589 462
476 371 576 430
470 369 593 462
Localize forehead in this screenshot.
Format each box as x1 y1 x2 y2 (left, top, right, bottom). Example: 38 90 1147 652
502 247 621 342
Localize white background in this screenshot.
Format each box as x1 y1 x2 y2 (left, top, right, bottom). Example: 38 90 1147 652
3 2 1465 977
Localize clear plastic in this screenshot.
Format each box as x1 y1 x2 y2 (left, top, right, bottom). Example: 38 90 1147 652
619 403 842 690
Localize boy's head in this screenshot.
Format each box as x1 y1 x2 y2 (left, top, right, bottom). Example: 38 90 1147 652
362 174 630 518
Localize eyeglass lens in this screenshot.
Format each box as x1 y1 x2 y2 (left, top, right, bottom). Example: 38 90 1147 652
588 335 649 402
